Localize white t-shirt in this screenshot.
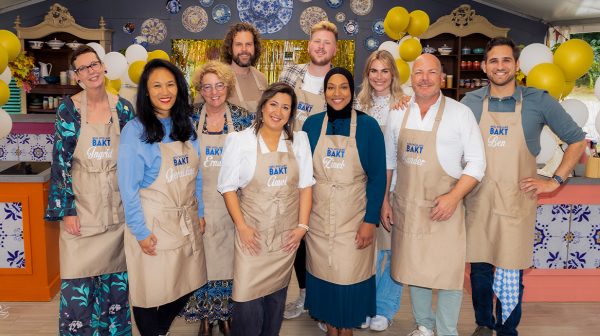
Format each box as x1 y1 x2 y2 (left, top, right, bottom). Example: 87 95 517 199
218 127 316 193
384 94 486 181
301 71 324 95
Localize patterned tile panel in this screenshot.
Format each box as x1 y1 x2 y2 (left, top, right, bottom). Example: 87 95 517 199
0 202 25 269
0 132 53 162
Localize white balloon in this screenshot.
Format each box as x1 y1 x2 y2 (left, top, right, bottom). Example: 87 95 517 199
596 110 600 134
120 67 135 87
560 99 589 127
537 127 558 164
103 52 128 80
0 67 11 83
595 77 600 100
125 44 148 64
520 43 553 76
0 108 12 139
378 41 400 60
86 42 106 60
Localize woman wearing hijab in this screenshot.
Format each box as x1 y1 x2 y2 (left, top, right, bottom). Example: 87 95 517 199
118 59 207 335
302 67 386 336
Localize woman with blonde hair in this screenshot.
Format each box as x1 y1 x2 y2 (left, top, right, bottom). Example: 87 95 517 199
180 60 254 336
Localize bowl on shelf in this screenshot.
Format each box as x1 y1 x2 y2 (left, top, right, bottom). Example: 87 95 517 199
66 41 83 50
461 46 472 55
473 47 484 54
28 41 44 49
438 44 453 55
46 38 65 49
423 45 436 54
43 76 60 84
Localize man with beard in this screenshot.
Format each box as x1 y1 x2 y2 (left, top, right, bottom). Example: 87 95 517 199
222 22 268 113
461 37 586 336
279 20 337 132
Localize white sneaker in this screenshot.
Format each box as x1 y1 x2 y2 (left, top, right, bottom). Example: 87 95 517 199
408 325 435 336
370 315 391 331
359 316 371 329
318 322 327 333
283 289 306 319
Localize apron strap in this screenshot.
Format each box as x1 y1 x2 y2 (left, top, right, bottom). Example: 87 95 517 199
349 109 357 139
199 104 235 134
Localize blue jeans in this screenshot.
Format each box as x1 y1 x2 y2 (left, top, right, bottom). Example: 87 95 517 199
375 250 403 320
470 263 524 336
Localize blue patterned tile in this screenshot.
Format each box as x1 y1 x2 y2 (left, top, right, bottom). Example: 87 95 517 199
0 202 26 269
533 236 567 269
536 204 570 237
570 205 599 238
566 233 598 269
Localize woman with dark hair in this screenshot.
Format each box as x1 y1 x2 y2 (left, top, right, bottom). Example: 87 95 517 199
218 82 314 336
302 67 386 336
117 59 207 335
45 45 134 335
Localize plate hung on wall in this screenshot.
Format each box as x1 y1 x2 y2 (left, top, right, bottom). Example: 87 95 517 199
123 22 135 34
212 4 232 24
350 0 373 16
166 0 182 14
365 36 380 51
335 12 346 22
141 18 167 44
326 0 343 9
182 6 209 33
237 0 293 34
372 19 384 35
343 19 359 36
299 6 329 35
199 0 214 8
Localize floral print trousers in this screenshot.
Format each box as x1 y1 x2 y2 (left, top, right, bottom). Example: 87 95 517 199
59 272 131 336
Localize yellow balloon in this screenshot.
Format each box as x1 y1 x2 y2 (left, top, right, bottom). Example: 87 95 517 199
399 38 422 62
386 7 410 34
0 47 7 74
0 80 9 106
395 59 410 84
148 50 170 61
527 63 565 100
128 60 146 85
384 18 403 41
561 81 575 99
105 76 122 94
0 30 22 62
553 39 594 81
407 10 430 37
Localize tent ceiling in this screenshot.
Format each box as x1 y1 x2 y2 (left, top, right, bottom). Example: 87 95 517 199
474 0 600 25
0 0 46 15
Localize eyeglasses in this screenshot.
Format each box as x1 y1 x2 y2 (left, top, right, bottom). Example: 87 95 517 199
74 61 102 74
200 82 226 93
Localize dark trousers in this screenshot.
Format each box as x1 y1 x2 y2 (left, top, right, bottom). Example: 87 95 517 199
293 239 306 289
470 262 524 336
132 291 193 336
231 287 288 336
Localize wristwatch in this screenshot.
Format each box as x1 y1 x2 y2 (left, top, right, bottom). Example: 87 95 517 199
551 175 564 185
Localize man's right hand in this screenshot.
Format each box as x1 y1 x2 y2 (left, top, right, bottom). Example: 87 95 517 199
380 200 393 232
63 215 81 236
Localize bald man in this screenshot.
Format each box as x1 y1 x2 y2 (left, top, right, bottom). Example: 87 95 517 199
381 54 486 336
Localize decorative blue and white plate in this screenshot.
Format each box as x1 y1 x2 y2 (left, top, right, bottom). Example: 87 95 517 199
141 18 167 44
182 6 208 33
343 19 359 36
350 0 372 16
365 36 380 51
199 0 213 8
166 0 181 14
372 19 384 35
335 12 346 23
238 0 293 34
123 22 135 34
299 6 328 35
325 0 343 9
212 4 231 24
133 35 149 48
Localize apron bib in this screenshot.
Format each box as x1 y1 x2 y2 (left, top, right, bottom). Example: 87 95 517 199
292 75 326 132
124 139 207 308
60 93 127 279
230 67 266 113
198 106 236 280
465 95 537 269
233 137 300 302
306 110 376 285
390 98 466 290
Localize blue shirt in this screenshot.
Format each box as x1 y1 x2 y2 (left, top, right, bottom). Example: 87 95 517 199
461 86 586 156
117 117 204 241
302 111 386 225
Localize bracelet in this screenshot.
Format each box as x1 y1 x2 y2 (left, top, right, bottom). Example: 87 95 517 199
297 224 309 232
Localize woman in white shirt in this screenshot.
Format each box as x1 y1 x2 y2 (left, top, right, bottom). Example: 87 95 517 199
218 82 314 336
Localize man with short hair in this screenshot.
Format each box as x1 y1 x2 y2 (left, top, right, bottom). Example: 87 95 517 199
461 37 586 336
382 53 486 336
279 20 338 320
279 20 338 132
221 22 268 113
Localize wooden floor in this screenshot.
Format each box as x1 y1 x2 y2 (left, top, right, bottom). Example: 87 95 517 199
1 273 599 335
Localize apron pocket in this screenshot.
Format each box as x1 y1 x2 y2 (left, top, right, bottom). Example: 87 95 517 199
153 216 187 250
109 191 126 227
492 182 527 218
394 197 438 235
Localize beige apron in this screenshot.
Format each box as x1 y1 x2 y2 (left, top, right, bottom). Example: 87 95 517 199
233 137 300 302
376 124 392 251
60 93 127 279
465 95 537 269
197 106 236 281
390 98 466 290
230 67 267 113
306 110 376 285
124 139 207 308
292 74 327 132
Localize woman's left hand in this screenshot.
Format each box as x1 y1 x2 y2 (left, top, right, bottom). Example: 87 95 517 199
282 228 307 253
198 217 206 234
355 222 375 249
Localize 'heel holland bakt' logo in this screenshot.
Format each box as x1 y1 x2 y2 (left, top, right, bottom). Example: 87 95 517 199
166 154 194 183
87 137 113 160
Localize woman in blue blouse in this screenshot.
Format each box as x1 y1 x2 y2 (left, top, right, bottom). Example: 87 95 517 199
302 67 386 335
45 45 135 335
117 59 207 335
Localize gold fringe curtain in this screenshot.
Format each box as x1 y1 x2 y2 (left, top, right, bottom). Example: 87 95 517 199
172 39 355 99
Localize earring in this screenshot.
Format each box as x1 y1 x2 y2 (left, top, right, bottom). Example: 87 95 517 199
77 79 81 83
104 70 108 74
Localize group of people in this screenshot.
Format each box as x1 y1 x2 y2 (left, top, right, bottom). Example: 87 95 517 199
45 18 586 336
